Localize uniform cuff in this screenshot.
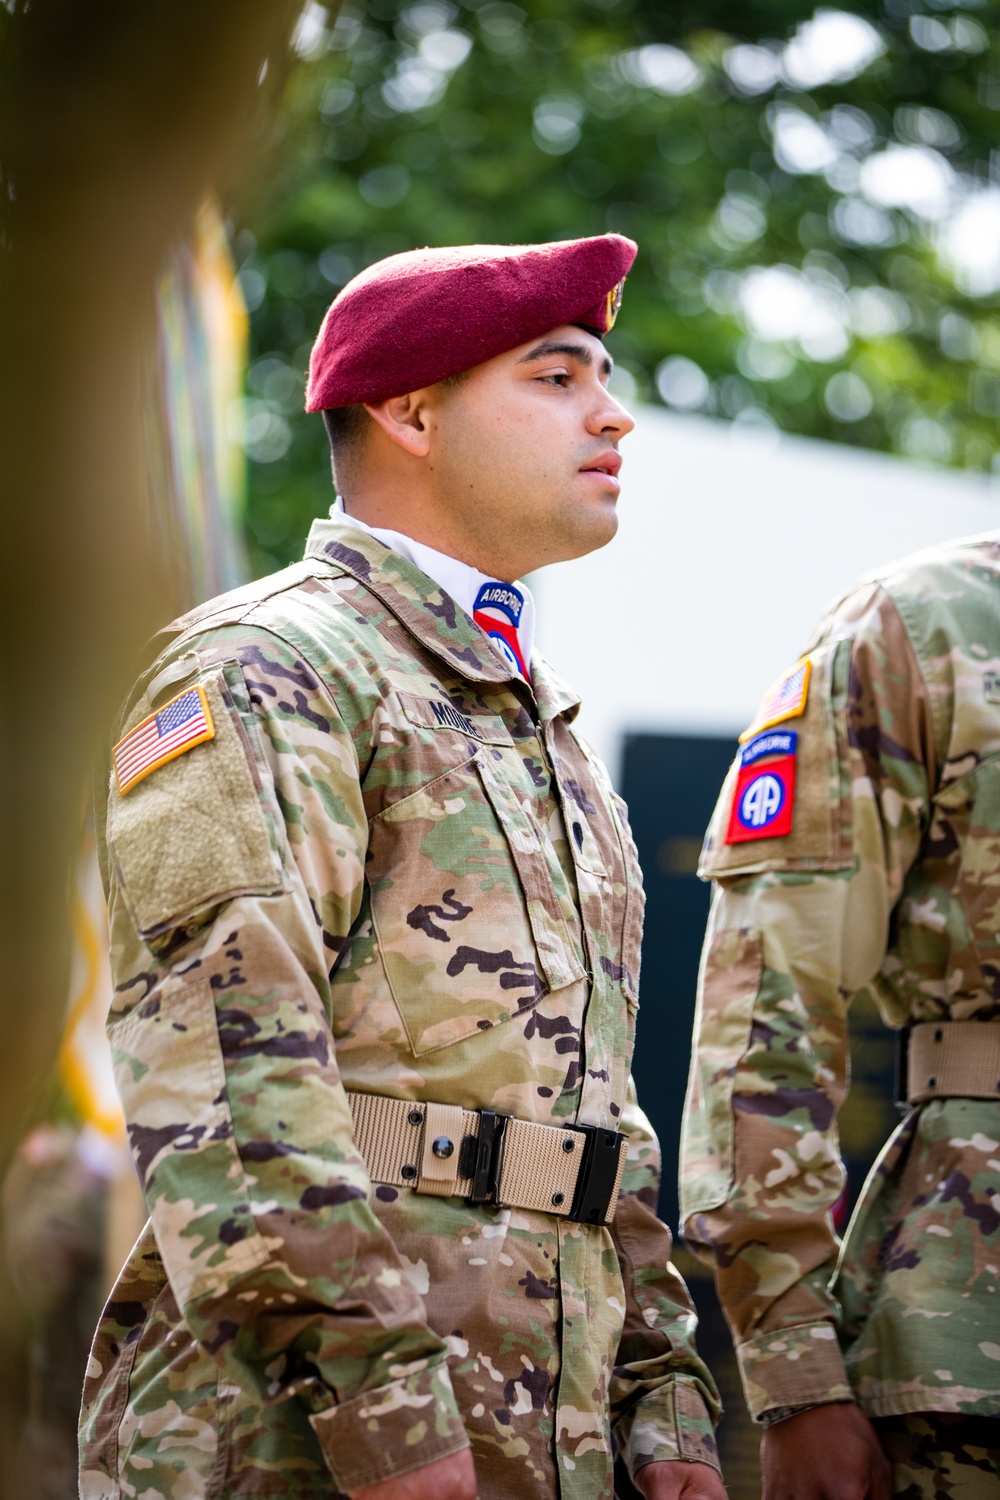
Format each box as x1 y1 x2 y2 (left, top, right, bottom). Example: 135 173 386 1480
621 1380 721 1481
736 1322 853 1422
309 1359 469 1493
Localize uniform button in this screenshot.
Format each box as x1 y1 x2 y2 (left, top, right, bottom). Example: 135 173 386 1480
432 1136 454 1159
407 1109 423 1126
401 1164 417 1180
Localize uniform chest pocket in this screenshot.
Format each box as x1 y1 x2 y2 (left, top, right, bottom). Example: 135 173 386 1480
368 751 586 1055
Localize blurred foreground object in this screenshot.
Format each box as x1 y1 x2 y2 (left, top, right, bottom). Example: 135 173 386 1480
2 1125 118 1500
148 200 250 604
0 0 296 1487
3 198 253 1500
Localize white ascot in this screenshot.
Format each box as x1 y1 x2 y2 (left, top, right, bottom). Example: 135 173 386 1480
333 498 535 681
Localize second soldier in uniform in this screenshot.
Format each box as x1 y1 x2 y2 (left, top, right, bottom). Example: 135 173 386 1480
80 237 725 1500
683 535 1000 1497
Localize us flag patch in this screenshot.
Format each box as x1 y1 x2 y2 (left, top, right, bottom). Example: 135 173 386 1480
113 686 214 795
739 658 812 743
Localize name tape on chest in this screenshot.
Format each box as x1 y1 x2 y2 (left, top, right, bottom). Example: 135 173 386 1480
430 699 478 736
725 729 798 844
113 685 215 795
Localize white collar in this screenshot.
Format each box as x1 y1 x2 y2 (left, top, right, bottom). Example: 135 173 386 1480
332 498 535 680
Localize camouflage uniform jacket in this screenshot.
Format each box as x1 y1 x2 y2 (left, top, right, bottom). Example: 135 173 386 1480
681 531 1000 1425
80 517 721 1500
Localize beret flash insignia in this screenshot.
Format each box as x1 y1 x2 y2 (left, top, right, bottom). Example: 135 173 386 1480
605 278 625 331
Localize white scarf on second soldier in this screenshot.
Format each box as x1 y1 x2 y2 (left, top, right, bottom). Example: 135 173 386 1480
333 498 535 682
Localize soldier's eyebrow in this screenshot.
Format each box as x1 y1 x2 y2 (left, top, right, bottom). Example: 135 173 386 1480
517 339 614 380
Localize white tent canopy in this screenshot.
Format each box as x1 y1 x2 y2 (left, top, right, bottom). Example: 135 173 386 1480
531 405 1000 776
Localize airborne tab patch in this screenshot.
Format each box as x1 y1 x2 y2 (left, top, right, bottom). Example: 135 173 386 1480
113 685 215 796
739 728 798 768
739 658 811 743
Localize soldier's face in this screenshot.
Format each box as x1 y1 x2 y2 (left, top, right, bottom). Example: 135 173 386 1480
429 323 635 579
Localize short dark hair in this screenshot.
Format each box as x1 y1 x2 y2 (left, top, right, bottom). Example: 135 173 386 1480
322 404 372 493
321 371 470 494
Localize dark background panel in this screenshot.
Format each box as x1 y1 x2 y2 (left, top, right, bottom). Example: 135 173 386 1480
620 731 900 1499
621 731 736 1230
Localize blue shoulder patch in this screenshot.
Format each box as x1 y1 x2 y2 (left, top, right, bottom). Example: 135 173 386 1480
739 728 798 770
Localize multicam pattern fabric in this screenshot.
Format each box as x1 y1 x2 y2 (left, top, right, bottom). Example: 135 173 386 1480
80 518 720 1499
681 532 1000 1426
873 1413 1000 1497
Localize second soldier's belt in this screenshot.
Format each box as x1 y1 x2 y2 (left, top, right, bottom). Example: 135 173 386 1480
896 1019 1000 1106
347 1091 627 1226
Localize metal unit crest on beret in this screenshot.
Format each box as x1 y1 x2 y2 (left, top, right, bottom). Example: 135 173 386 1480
605 278 625 332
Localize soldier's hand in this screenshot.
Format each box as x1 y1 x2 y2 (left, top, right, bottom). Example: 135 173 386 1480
347 1447 477 1500
635 1459 728 1500
760 1403 892 1500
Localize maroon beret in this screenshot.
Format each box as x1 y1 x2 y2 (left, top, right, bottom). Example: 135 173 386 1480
305 233 637 412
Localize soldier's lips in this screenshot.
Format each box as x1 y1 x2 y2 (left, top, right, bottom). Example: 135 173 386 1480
579 453 621 493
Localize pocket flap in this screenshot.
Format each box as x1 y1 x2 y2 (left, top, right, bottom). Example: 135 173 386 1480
396 690 512 746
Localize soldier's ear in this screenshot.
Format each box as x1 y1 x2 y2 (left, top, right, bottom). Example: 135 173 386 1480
363 390 436 458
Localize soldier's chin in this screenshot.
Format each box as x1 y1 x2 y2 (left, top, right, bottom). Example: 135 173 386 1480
559 497 619 560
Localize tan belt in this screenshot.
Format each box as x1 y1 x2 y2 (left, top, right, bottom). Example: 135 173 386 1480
347 1091 627 1226
904 1021 1000 1105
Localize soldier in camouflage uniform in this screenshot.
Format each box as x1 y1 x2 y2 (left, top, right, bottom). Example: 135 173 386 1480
682 533 1000 1497
79 236 724 1500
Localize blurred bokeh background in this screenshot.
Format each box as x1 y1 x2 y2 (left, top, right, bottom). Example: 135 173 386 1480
1 0 998 1494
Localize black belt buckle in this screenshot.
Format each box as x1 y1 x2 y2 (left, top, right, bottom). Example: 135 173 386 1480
568 1123 626 1225
466 1110 508 1206
894 1025 911 1114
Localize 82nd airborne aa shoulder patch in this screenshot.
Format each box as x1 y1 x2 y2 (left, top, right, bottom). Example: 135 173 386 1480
725 657 811 840
113 685 215 796
725 728 798 844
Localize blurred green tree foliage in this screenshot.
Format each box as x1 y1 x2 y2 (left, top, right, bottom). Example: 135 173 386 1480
239 0 1000 572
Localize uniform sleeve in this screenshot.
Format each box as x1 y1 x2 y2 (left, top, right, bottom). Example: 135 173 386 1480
101 627 468 1494
609 1078 722 1484
679 584 937 1422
